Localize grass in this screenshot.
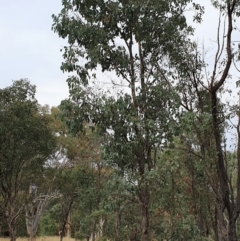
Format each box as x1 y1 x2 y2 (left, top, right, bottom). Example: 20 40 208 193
0 237 77 241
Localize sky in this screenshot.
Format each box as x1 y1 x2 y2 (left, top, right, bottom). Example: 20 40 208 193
0 0 69 106
0 1 239 107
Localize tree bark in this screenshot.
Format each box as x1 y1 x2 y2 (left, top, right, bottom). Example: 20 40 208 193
115 207 121 240
228 216 237 241
5 202 19 241
28 233 36 241
7 216 17 241
210 89 240 241
215 201 228 241
139 183 150 241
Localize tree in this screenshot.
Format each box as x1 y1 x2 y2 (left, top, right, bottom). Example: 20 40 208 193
25 188 59 241
0 79 56 241
24 105 63 241
52 1 204 240
175 1 240 240
46 106 106 241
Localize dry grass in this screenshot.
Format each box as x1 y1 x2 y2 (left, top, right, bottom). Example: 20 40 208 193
0 237 78 241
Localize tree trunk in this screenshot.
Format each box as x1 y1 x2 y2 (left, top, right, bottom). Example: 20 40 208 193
210 91 239 241
215 202 228 241
215 206 238 241
25 207 39 241
115 207 121 241
91 232 95 241
228 215 237 241
139 184 150 241
60 235 63 241
5 203 18 241
65 214 71 238
28 233 36 241
59 199 73 241
7 218 17 241
59 230 64 241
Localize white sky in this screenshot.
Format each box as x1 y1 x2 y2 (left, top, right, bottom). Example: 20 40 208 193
0 1 239 107
0 0 69 106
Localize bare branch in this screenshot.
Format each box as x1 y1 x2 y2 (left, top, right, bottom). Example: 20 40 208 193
211 9 223 86
213 0 236 91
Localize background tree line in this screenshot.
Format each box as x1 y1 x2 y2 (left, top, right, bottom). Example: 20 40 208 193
1 0 240 241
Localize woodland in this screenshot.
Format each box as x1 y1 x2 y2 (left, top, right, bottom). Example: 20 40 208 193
1 0 240 241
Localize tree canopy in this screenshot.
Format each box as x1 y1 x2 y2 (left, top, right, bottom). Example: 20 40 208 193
2 1 240 241
0 79 56 241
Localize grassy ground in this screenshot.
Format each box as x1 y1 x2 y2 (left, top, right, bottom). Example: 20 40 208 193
0 237 77 241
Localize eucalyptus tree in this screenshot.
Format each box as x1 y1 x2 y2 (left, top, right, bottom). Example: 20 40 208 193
47 106 106 241
25 182 59 241
175 1 240 240
52 1 203 240
0 80 56 241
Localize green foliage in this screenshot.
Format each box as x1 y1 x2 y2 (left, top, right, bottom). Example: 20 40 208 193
52 0 200 89
51 0 240 240
0 79 56 240
0 80 56 189
38 202 60 236
52 0 207 240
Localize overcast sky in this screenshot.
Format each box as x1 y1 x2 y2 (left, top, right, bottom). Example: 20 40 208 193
0 1 238 107
0 0 69 106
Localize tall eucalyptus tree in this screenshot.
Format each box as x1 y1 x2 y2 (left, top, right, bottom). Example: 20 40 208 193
52 1 203 240
176 1 240 240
